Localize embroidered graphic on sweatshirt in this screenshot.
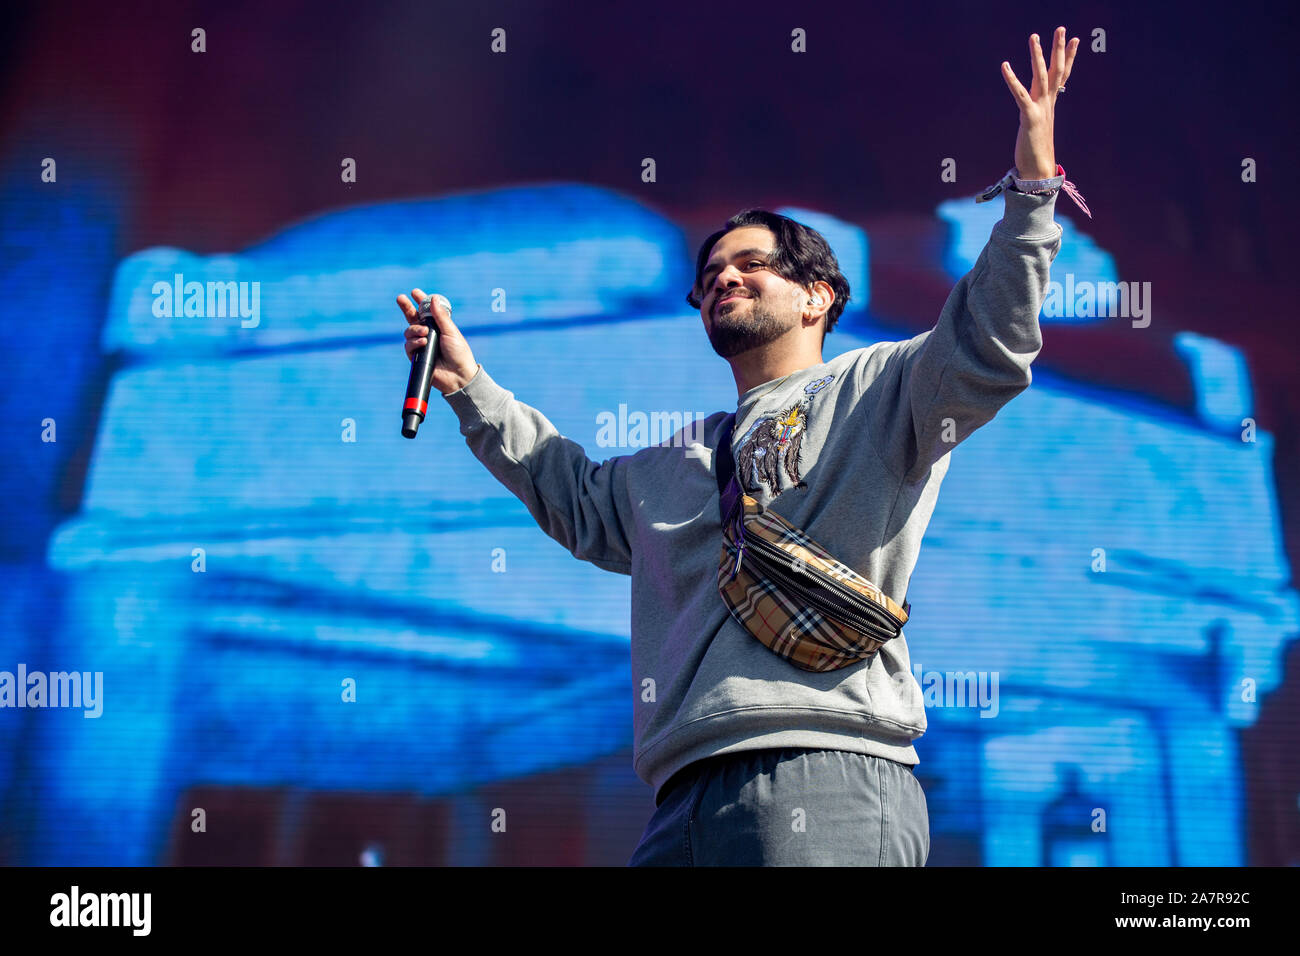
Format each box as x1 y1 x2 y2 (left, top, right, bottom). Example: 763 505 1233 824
736 399 809 496
804 374 834 395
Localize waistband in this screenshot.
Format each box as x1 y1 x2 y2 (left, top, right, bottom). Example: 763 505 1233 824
654 746 916 807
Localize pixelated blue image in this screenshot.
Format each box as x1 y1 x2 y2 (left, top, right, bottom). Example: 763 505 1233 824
2 177 1295 865
1 0 1295 868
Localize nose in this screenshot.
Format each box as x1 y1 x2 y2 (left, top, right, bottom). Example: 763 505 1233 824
708 267 745 305
714 264 745 291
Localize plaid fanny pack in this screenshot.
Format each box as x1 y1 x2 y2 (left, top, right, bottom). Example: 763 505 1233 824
715 412 910 672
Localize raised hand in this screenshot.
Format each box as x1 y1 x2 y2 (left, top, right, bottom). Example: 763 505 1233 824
1001 26 1079 181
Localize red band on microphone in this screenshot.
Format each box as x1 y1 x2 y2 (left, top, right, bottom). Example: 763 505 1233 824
404 397 428 416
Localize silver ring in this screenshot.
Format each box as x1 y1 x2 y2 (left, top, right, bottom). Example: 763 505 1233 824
1057 85 1066 93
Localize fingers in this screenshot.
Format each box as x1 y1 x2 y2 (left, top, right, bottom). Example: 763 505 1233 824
409 288 452 322
1030 33 1049 97
1001 61 1030 108
1062 36 1079 86
401 287 438 315
397 292 420 323
405 323 429 359
410 288 429 320
1010 28 1078 105
1048 27 1079 90
405 318 440 358
399 290 431 361
425 293 453 328
399 288 458 360
398 289 453 323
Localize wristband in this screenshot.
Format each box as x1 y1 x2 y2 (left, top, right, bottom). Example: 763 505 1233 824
976 163 1092 219
1012 165 1066 194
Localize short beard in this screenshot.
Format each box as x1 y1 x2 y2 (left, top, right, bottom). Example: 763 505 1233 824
706 295 799 359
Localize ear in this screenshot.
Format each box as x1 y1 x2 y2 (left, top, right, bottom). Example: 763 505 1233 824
803 281 833 320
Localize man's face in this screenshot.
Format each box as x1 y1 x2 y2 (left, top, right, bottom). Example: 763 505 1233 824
698 226 805 359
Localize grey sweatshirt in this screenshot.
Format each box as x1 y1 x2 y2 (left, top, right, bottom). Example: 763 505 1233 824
442 187 1061 804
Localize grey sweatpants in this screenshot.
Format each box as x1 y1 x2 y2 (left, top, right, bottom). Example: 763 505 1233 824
627 747 930 866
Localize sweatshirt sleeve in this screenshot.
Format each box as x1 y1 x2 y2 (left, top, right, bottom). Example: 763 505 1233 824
863 187 1061 484
441 365 635 575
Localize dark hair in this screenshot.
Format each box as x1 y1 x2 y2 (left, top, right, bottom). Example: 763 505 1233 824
686 208 851 341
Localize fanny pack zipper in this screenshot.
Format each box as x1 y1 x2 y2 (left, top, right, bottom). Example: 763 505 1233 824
761 552 898 643
725 526 904 639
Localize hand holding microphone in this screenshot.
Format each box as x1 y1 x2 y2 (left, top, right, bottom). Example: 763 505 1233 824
397 288 479 438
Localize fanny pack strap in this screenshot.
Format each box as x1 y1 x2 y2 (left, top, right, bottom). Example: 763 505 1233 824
716 412 742 524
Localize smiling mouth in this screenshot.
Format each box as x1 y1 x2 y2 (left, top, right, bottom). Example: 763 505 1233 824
716 294 750 314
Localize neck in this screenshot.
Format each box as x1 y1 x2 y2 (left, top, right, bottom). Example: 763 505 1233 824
730 341 823 400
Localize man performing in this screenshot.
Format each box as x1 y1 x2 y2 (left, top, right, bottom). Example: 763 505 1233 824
397 27 1082 866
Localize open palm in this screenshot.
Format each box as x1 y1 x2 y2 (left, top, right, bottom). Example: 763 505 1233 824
1001 27 1079 180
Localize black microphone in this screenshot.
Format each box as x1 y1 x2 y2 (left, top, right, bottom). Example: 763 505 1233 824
401 295 442 439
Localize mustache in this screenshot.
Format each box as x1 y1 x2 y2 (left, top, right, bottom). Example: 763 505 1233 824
714 291 753 315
